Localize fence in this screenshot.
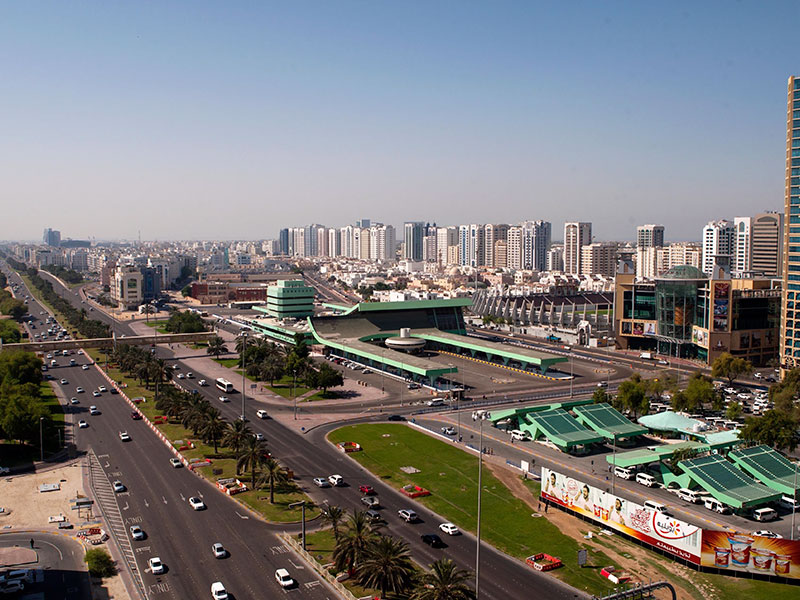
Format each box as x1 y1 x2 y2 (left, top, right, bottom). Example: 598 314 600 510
281 533 363 600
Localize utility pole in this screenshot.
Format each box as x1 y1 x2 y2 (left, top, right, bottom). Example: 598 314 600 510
240 332 248 421
475 411 490 599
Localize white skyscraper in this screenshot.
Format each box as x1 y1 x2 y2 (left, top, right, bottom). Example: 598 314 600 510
733 217 752 275
563 222 592 275
701 220 735 276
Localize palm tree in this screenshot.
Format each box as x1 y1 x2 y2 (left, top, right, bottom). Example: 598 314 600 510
236 435 270 488
206 336 227 358
259 356 285 386
180 397 211 435
357 536 414 599
222 419 251 463
198 408 228 454
256 457 288 503
410 558 476 600
235 334 252 357
322 505 346 542
333 510 379 574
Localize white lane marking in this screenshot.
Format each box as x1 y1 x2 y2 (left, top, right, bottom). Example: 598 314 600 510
122 502 129 511
38 539 63 561
143 499 149 508
179 493 185 502
162 496 168 504
236 511 249 520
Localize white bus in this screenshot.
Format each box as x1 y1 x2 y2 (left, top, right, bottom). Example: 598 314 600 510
215 378 234 393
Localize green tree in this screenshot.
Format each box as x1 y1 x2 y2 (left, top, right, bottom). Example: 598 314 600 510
198 408 228 454
322 505 346 542
711 352 752 387
236 434 270 487
592 387 610 404
0 319 21 343
410 558 476 600
259 356 285 386
726 401 743 421
0 391 50 444
314 362 344 395
0 350 43 386
206 336 227 359
683 372 715 413
333 510 380 574
0 297 27 320
671 390 689 413
256 457 289 504
84 548 117 578
667 447 698 475
616 375 649 418
222 419 251 463
739 410 800 452
356 536 414 599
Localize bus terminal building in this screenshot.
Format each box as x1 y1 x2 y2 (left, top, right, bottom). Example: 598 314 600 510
245 295 567 390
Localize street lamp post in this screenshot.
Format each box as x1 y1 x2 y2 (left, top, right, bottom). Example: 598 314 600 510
240 333 248 421
569 347 574 398
289 501 307 550
292 369 298 420
612 434 618 496
475 412 490 598
39 417 44 462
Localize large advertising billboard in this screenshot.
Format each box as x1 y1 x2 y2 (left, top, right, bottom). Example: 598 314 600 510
701 530 800 579
540 468 702 564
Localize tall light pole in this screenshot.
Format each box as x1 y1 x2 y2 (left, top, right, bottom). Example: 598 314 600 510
569 346 574 398
611 433 618 495
475 411 490 598
289 501 308 550
240 332 248 421
292 369 298 420
39 417 44 462
793 462 798 541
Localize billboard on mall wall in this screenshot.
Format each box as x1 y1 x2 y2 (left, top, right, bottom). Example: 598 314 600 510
701 530 800 579
540 468 702 564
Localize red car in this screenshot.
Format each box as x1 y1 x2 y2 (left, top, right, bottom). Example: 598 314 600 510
130 411 142 420
359 485 375 495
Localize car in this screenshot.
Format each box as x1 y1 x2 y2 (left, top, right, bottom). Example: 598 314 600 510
753 372 763 379
211 581 228 600
398 509 418 522
657 359 669 365
256 409 269 419
77 350 83 355
186 372 194 379
82 364 90 370
0 580 24 594
407 383 421 390
148 557 165 574
113 480 126 493
177 373 185 379
69 359 76 365
724 387 738 394
219 396 230 403
70 397 79 405
421 533 445 548
131 411 142 420
46 353 52 359
441 426 456 436
98 385 107 392
189 496 206 510
275 568 294 588
439 522 460 535
387 414 405 422
119 431 131 442
362 369 372 374
359 484 375 495
313 477 330 487
92 391 101 397
253 433 265 441
361 496 380 508
76 387 85 393
169 458 183 468
130 525 145 540
78 420 88 428
212 543 227 558
365 509 383 523
199 379 208 386
778 495 800 512
60 378 68 385
328 474 344 486
89 404 100 414
752 530 783 539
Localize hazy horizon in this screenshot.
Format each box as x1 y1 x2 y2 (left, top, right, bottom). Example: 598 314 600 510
1 2 796 241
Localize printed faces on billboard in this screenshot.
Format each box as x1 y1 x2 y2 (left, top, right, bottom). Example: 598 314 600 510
540 468 702 563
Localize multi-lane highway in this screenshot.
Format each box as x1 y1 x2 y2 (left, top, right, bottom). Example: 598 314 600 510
3 263 589 600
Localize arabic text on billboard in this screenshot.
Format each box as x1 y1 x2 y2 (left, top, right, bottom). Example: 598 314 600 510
540 468 701 564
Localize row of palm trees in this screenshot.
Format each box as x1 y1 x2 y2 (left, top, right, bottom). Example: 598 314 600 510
321 507 476 600
110 344 290 499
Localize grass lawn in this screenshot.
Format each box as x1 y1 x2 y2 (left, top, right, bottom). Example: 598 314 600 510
214 357 240 369
86 349 317 523
263 375 315 399
143 321 170 334
328 424 616 596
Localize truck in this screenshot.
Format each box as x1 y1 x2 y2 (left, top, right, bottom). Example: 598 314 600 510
639 352 653 360
546 334 561 343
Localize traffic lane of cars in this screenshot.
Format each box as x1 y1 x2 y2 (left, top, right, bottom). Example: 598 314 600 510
174 377 571 600
73 361 332 600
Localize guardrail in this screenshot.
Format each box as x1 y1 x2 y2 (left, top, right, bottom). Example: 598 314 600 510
281 533 360 600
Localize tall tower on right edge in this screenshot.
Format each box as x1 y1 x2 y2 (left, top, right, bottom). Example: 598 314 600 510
780 76 800 373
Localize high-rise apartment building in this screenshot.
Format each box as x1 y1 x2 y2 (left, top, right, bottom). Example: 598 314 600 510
733 217 752 275
580 242 617 277
484 224 509 267
521 220 551 271
636 224 665 249
701 220 735 276
278 228 289 255
781 76 800 370
547 246 564 272
403 222 425 261
752 212 783 276
507 226 522 269
369 224 395 262
436 227 458 266
43 228 61 247
563 222 592 274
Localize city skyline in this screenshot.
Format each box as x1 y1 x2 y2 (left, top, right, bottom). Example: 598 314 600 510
1 2 796 240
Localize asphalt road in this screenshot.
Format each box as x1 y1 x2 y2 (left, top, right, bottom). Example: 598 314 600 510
0 532 91 600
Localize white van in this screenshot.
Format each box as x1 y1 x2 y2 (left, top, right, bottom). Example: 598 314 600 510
752 507 778 522
643 500 669 514
613 466 634 480
677 488 703 504
510 429 531 442
704 498 732 514
256 410 269 419
426 398 445 407
635 473 657 487
778 496 800 512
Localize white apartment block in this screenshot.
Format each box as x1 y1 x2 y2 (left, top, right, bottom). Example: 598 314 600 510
701 220 734 276
580 242 617 277
563 222 592 274
733 217 752 275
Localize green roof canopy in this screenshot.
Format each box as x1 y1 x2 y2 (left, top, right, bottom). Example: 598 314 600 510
679 454 781 509
729 445 800 497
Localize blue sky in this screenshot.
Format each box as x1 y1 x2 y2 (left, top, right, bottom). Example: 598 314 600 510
1 1 797 242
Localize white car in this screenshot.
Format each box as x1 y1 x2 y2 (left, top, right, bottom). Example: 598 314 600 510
328 474 344 487
76 387 85 393
92 391 101 397
752 530 782 539
186 372 194 379
130 525 144 540
253 433 265 441
177 373 185 379
211 582 228 600
313 477 330 487
119 431 131 442
275 568 294 588
70 397 79 405
189 497 206 511
199 379 208 386
82 364 90 370
78 420 88 428
439 522 460 535
77 350 84 355
98 385 107 392
212 543 227 558
398 509 418 522
60 379 68 385
169 458 183 468
90 406 99 415
219 396 229 403
148 557 165 574
113 480 126 493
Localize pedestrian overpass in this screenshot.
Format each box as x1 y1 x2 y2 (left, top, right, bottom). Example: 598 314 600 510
0 331 216 353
